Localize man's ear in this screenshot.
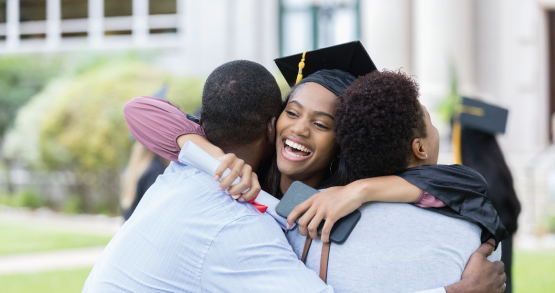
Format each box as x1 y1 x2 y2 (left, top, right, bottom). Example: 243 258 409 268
267 117 277 145
412 137 428 160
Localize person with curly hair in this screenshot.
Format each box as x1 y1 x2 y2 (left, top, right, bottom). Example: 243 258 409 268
287 69 505 292
335 69 432 179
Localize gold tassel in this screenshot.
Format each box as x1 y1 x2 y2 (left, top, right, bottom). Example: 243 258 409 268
295 51 308 85
452 121 462 164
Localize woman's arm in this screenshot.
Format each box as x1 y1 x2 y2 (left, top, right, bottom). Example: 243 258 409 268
288 176 443 241
124 96 210 161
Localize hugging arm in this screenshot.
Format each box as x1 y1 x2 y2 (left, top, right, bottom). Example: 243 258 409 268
123 96 207 161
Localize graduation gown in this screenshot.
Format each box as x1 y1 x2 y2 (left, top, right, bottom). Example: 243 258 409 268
398 164 508 248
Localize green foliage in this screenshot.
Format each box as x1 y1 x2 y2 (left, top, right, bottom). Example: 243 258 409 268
0 55 60 137
436 66 461 123
0 190 42 209
61 195 84 214
5 60 203 172
548 214 555 234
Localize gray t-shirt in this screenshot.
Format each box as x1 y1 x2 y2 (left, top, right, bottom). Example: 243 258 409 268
286 202 501 293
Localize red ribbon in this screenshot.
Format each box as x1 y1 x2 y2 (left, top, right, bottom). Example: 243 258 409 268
246 193 267 213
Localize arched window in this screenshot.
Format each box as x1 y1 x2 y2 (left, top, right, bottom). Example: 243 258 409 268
279 0 360 57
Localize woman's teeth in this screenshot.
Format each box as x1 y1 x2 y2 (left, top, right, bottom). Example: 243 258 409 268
285 139 312 158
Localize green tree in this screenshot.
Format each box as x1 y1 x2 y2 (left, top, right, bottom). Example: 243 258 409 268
0 55 60 192
5 60 203 213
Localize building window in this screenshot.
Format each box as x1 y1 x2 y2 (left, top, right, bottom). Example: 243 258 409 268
279 0 360 57
20 0 46 22
0 1 6 24
149 0 176 15
61 0 88 20
105 0 132 17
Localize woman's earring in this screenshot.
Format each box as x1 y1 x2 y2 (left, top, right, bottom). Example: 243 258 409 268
425 154 428 159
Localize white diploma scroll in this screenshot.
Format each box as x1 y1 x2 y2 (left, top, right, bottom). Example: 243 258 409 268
179 141 287 229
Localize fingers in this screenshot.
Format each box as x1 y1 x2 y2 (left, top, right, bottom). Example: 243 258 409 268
238 173 261 202
320 214 338 243
473 239 496 258
297 205 317 237
214 154 236 182
227 164 252 198
219 158 244 190
287 198 313 229
307 210 325 240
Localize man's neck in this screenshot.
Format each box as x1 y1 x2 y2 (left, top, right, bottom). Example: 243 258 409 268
221 139 266 172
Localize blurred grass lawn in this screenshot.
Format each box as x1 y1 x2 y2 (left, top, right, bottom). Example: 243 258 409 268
0 250 552 293
0 268 92 293
513 250 555 293
0 223 113 256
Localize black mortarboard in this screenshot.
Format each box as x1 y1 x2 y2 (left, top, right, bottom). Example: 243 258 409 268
457 97 509 134
274 41 377 96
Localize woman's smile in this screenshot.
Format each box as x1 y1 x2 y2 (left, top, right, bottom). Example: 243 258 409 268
281 137 314 161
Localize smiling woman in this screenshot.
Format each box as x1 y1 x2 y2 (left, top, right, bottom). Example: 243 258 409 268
276 82 339 193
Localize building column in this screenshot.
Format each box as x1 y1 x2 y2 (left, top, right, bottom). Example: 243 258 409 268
413 0 476 107
88 0 103 47
6 0 19 50
360 0 412 74
46 0 61 49
132 0 149 46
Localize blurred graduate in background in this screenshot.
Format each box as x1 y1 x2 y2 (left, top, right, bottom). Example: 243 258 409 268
453 97 521 293
120 86 171 220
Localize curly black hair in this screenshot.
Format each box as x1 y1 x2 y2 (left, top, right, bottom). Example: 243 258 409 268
334 69 426 180
201 60 283 149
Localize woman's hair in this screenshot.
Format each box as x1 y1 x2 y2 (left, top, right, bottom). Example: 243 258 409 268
334 69 426 180
261 83 356 198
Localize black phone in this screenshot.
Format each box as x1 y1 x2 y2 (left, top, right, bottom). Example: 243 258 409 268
276 181 361 244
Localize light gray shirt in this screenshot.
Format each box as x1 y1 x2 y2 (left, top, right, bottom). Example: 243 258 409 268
286 202 501 293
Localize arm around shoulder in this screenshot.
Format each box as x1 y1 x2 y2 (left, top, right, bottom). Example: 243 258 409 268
123 96 206 162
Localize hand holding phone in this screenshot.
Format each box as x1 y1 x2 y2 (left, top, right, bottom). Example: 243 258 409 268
276 181 361 244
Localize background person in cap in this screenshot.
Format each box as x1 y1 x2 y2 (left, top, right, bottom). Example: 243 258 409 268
120 86 170 221
125 42 506 292
453 97 521 293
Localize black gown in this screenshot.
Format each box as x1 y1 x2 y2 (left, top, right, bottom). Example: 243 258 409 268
398 164 508 248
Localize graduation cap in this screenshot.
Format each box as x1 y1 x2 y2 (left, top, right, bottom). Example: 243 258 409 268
452 97 508 164
274 41 377 96
457 97 509 135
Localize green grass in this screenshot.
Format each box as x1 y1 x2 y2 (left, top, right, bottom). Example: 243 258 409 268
0 250 551 293
513 250 555 293
0 223 113 256
0 268 92 293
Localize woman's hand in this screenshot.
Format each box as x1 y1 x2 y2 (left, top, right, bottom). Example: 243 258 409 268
287 183 364 242
214 153 261 202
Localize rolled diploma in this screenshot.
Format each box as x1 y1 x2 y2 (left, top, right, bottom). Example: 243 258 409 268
179 141 287 229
